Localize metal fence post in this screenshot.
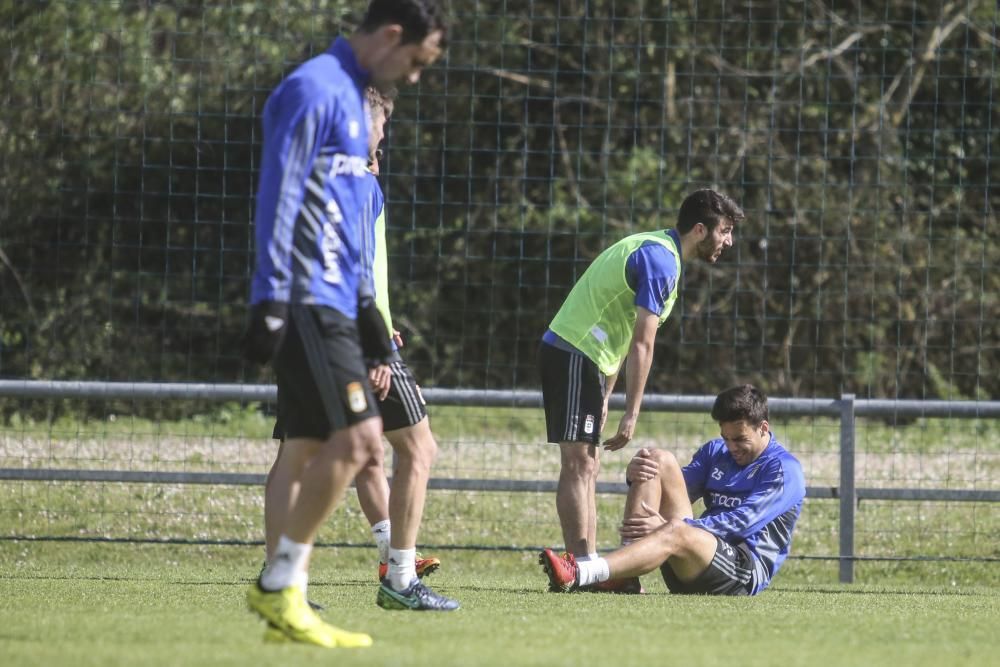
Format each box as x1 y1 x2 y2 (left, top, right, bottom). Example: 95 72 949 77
839 393 856 583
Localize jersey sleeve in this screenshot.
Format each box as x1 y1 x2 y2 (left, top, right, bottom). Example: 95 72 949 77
254 86 336 303
686 457 806 541
681 443 711 502
625 243 678 316
358 173 381 300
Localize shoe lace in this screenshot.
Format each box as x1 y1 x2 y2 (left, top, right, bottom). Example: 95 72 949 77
411 581 449 607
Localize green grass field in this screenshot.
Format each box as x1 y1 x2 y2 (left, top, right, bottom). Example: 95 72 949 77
1 405 997 664
1 541 997 667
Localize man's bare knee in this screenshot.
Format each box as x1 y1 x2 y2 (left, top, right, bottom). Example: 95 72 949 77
649 517 689 551
649 449 680 472
327 419 383 467
357 446 386 478
388 421 437 471
560 443 598 478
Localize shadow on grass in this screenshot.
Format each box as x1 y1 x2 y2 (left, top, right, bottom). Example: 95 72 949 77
778 585 989 597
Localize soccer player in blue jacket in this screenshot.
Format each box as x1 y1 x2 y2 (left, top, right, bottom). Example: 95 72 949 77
541 384 806 596
242 0 451 648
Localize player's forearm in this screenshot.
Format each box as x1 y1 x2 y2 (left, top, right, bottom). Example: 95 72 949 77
622 339 654 417
605 370 620 402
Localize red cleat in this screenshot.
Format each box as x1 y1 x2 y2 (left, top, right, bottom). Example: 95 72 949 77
539 548 578 592
377 555 441 581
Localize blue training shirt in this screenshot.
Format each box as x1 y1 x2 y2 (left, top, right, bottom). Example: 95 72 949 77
682 433 806 594
624 230 680 315
358 171 381 299
250 37 374 317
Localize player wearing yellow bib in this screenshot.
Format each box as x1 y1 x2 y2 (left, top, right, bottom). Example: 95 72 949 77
360 88 454 611
538 189 744 580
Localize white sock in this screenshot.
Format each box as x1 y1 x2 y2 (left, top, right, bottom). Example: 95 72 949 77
387 547 417 591
295 569 308 596
372 520 391 564
576 552 600 563
261 535 312 591
262 560 308 595
577 557 610 587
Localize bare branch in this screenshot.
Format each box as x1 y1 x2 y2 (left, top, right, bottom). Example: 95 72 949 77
798 31 866 69
0 245 36 320
882 3 970 127
482 67 552 90
962 17 1000 47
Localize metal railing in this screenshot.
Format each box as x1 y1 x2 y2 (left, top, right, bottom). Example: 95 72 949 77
1 380 998 582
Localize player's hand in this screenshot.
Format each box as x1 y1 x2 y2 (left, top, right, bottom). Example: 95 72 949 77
242 301 289 365
619 500 666 540
626 448 659 483
369 364 391 401
392 329 404 348
602 413 637 451
357 293 394 365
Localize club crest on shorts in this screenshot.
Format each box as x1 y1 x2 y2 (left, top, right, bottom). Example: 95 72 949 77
584 414 595 435
346 381 367 413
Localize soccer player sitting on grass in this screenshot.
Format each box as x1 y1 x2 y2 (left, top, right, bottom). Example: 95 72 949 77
540 384 805 596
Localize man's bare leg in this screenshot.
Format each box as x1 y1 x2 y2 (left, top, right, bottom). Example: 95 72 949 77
596 449 714 583
379 418 435 589
556 442 598 556
621 449 694 526
264 442 307 563
280 418 383 545
355 446 390 527
586 450 600 555
606 519 718 580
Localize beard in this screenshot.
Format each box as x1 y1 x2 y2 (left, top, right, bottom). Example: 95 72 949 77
696 237 720 262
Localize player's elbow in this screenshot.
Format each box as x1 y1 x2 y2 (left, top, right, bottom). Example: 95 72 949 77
629 337 655 360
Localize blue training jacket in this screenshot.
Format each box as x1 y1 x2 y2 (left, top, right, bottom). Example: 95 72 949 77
250 37 374 316
682 433 806 594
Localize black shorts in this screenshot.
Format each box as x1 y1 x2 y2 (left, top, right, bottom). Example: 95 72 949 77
538 342 606 445
660 535 755 596
273 355 426 439
272 304 379 440
380 357 428 432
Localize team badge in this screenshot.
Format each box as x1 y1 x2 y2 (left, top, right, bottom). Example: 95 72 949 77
347 381 367 413
583 414 595 435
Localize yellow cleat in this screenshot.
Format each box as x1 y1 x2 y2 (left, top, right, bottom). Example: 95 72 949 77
247 582 373 648
321 624 375 649
263 623 288 643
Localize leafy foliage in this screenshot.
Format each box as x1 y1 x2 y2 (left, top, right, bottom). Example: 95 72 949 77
1 1 996 406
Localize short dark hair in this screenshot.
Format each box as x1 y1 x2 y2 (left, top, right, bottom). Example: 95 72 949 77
711 384 768 426
365 85 397 117
676 189 745 234
359 0 448 47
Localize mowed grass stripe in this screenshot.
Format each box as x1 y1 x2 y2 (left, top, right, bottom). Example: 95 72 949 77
0 543 997 667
